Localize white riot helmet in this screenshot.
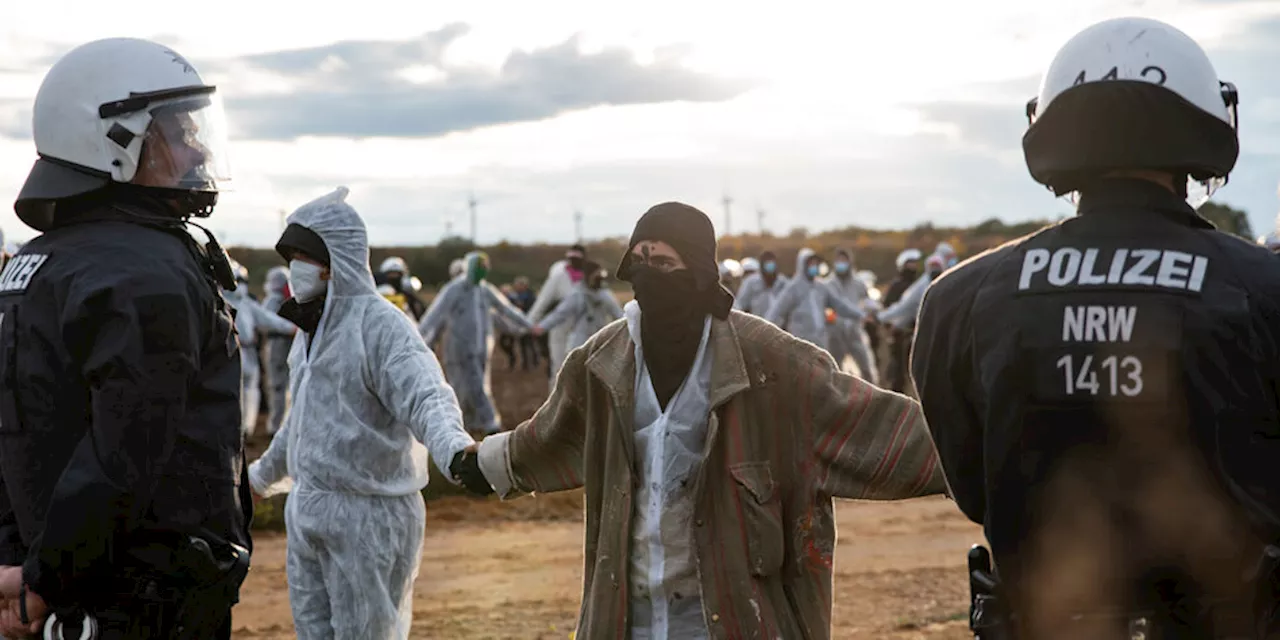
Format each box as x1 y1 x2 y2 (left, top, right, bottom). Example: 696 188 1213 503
379 256 409 276
1023 18 1239 206
740 257 760 275
15 38 232 231
720 258 744 280
895 248 923 271
448 258 465 278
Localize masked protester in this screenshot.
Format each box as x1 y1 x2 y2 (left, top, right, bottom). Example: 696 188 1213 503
249 187 476 640
527 244 589 378
418 251 533 435
733 250 788 316
376 256 427 321
879 249 923 392
509 276 540 370
764 248 867 351
913 18 1280 639
820 249 879 383
457 201 944 639
532 260 624 354
224 260 297 437
0 38 251 639
262 265 295 435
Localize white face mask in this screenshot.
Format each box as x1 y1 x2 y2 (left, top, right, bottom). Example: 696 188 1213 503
289 260 327 303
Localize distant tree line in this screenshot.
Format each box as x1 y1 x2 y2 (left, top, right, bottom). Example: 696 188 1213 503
227 202 1259 297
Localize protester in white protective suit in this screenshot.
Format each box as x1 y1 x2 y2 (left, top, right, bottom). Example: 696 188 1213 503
262 265 294 435
764 248 866 350
225 260 297 436
527 244 588 378
732 250 788 316
419 251 533 435
821 248 879 382
933 241 959 269
877 254 946 330
532 260 624 353
248 187 477 640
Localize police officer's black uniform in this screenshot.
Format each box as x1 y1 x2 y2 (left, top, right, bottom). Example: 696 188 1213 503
0 196 252 638
913 177 1280 637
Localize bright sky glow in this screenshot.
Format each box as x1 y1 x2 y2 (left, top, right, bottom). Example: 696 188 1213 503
1 0 1277 247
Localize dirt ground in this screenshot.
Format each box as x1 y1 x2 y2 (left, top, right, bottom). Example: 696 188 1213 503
235 328 975 639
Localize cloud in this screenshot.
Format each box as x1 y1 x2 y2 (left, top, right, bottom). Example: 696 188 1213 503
217 25 751 141
0 100 28 139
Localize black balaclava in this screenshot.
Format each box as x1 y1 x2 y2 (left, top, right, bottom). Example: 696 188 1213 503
275 223 331 333
900 260 919 281
387 271 405 291
616 202 733 409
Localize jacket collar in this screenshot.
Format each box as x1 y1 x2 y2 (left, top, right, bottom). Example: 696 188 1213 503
1076 178 1216 229
586 313 752 412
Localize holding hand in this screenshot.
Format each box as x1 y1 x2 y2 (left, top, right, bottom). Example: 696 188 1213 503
450 450 495 497
531 326 546 337
0 567 47 638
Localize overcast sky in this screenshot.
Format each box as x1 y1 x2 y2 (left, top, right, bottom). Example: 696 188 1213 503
1 0 1278 247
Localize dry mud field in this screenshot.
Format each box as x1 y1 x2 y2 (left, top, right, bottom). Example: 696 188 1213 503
234 338 978 639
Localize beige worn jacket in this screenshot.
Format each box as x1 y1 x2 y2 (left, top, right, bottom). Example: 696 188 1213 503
479 310 946 639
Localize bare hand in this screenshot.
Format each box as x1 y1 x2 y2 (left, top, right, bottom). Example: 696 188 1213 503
531 326 545 337
464 442 479 454
0 567 21 599
0 572 47 638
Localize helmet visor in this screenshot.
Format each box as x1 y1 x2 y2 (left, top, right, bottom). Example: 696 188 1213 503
131 92 231 193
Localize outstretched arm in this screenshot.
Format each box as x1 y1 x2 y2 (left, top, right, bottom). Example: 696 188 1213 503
537 292 584 331
485 284 533 332
477 346 589 498
369 309 474 479
250 300 298 336
418 284 455 344
823 284 867 322
796 339 944 500
527 266 568 323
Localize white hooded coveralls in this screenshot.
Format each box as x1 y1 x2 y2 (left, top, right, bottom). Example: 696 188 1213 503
536 281 624 354
527 259 578 378
248 187 474 640
821 268 879 383
764 248 866 351
226 286 296 436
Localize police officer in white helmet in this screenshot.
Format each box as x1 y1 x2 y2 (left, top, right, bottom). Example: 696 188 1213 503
911 17 1280 639
0 38 251 638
